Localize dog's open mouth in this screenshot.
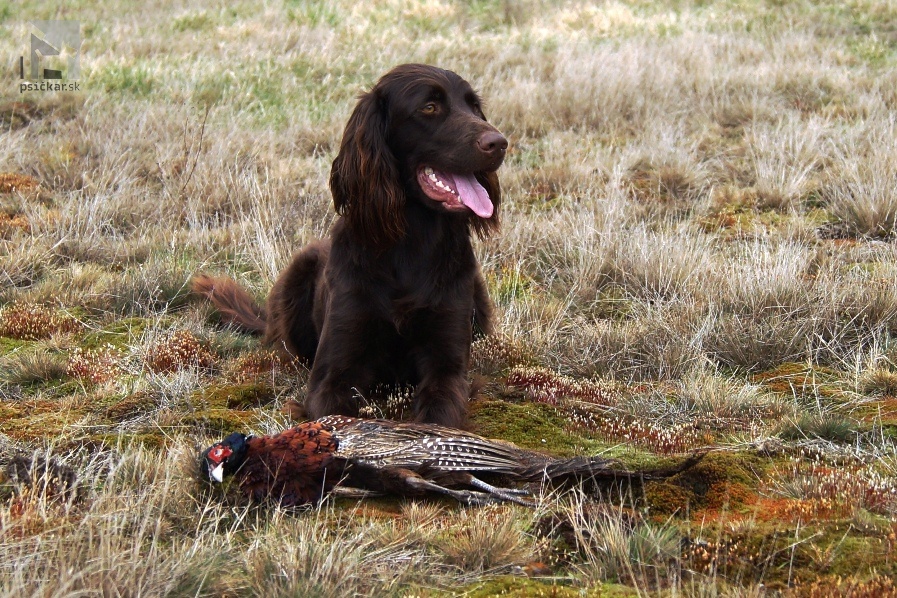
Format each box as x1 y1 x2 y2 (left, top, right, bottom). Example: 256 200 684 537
417 166 493 218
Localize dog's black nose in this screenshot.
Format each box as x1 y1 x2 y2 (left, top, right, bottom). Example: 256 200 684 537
477 131 508 158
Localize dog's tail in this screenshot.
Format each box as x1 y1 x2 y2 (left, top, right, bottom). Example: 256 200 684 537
192 275 266 335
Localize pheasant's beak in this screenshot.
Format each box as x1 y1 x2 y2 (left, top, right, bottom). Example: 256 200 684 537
210 463 225 483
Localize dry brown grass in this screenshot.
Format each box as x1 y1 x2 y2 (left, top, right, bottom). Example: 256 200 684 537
3 0 897 594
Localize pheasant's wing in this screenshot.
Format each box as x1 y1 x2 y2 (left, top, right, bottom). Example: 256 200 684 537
319 416 536 474
405 436 530 473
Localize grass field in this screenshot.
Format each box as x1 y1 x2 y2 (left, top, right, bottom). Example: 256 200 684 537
3 0 897 595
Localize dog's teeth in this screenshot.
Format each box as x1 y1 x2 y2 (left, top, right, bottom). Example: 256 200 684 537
424 169 456 194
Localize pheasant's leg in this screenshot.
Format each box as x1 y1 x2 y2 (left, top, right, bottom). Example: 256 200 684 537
402 475 501 506
466 476 537 507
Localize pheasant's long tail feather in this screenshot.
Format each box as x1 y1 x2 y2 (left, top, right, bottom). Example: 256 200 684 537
523 456 618 482
526 450 709 483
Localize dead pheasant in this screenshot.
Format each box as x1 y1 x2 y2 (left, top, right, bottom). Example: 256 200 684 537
200 416 704 507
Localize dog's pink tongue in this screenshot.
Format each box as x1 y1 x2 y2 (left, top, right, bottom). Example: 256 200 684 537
450 173 494 218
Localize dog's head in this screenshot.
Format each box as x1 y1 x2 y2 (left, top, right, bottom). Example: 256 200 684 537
330 64 505 248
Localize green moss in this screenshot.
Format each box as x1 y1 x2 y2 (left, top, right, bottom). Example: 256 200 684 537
172 408 254 436
823 533 897 578
598 446 662 467
667 452 759 510
81 317 152 350
0 336 31 354
643 481 696 516
705 521 897 587
459 576 629 597
99 392 158 422
469 400 604 456
192 383 276 410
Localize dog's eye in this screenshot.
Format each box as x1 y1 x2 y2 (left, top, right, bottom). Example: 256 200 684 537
421 103 438 115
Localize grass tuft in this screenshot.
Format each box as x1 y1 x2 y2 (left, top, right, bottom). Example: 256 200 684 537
0 351 68 385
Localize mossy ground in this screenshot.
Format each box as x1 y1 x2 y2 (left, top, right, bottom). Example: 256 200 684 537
3 312 897 592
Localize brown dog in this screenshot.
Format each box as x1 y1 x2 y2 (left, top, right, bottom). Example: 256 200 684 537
194 64 506 428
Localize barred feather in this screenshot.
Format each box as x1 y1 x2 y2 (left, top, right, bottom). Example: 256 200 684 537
321 416 540 472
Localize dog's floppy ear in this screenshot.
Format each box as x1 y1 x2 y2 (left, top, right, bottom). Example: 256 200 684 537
329 88 405 249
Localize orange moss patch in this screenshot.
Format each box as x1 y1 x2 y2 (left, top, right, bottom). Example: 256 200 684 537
643 480 696 515
0 402 23 421
0 212 29 234
699 210 739 232
668 452 758 512
145 330 215 373
0 303 81 340
829 237 863 248
855 396 897 423
0 173 39 194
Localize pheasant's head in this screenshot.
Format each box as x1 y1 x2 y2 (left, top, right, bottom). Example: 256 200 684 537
200 432 251 483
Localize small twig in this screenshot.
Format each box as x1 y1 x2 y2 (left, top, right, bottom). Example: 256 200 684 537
179 105 210 199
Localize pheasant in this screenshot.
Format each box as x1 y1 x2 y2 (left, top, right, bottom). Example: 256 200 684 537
200 416 704 507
